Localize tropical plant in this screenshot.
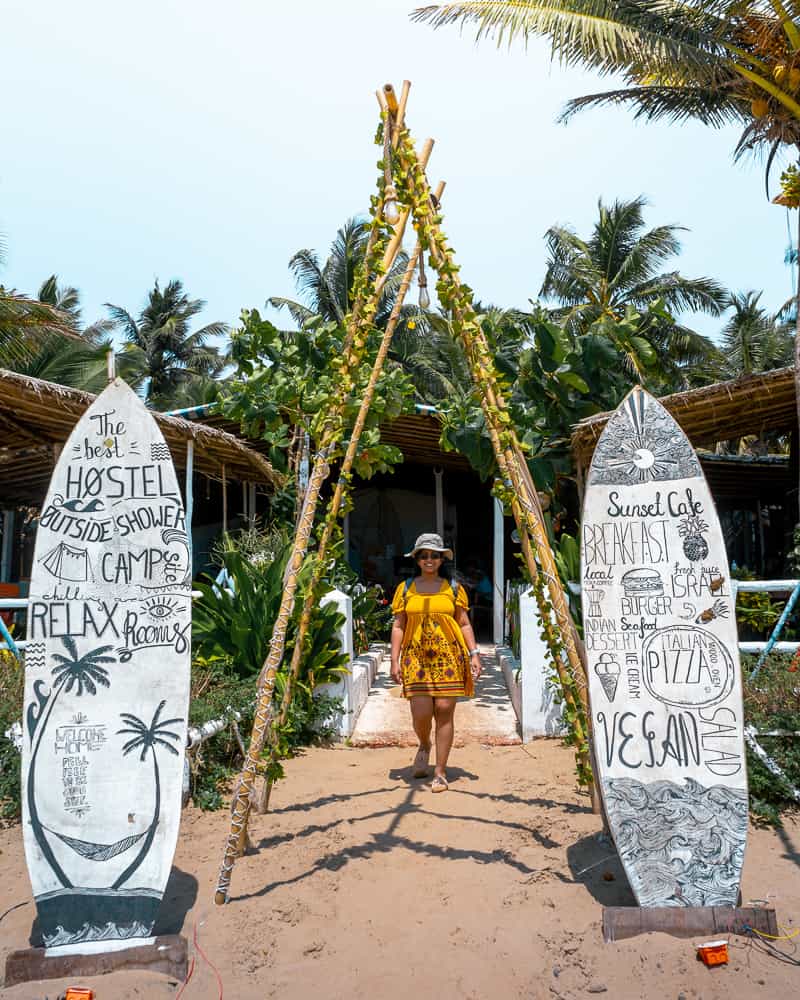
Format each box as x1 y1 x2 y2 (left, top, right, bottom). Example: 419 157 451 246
223 307 413 493
414 0 800 501
718 290 794 376
108 278 228 409
538 197 725 386
38 275 114 343
192 538 349 690
269 216 411 330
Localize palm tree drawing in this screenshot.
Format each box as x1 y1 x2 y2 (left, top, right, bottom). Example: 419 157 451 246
112 700 183 889
26 636 115 887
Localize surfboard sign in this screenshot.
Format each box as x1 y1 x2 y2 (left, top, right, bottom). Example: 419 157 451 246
22 379 191 947
581 387 747 907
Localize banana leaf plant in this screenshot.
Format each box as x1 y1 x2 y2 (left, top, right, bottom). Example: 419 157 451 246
192 544 349 693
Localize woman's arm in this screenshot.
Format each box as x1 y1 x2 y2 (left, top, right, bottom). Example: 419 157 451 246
390 611 406 684
455 607 482 679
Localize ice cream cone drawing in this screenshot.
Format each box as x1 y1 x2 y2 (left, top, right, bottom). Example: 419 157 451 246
595 653 621 702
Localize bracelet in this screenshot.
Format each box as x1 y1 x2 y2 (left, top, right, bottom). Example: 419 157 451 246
468 648 480 656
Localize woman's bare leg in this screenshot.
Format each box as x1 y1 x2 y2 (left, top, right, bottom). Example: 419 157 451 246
410 695 434 751
433 697 456 779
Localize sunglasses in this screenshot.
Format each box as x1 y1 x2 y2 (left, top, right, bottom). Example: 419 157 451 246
417 551 443 560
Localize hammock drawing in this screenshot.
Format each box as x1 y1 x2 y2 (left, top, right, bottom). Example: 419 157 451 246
40 542 94 583
42 824 149 861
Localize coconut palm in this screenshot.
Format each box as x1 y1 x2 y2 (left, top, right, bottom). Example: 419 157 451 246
0 254 79 370
269 216 411 329
414 1 800 488
719 289 794 375
539 196 725 385
413 1 800 169
113 700 182 888
107 279 228 409
38 275 114 343
25 637 116 886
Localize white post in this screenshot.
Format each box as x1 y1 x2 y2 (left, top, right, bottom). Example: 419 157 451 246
433 467 444 537
1 510 14 582
316 589 355 736
519 590 564 740
493 497 504 644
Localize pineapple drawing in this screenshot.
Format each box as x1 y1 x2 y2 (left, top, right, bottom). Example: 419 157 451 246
678 515 710 562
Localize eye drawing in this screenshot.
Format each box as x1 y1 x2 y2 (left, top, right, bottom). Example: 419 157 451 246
142 597 182 621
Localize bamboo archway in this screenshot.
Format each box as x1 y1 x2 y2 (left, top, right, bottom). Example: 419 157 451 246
214 82 594 905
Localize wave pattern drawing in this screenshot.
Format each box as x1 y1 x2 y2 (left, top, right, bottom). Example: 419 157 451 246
603 776 748 907
44 920 152 947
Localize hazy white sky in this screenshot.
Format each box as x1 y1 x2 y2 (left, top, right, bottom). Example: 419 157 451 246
1 0 794 342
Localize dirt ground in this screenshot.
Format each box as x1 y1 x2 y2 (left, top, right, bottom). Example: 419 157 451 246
2 740 800 1000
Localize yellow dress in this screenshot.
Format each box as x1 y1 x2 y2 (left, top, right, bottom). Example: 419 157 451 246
391 579 473 699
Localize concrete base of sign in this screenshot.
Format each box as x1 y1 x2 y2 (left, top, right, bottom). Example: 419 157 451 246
602 906 778 942
4 933 188 988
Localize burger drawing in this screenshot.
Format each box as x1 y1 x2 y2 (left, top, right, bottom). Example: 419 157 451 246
621 567 663 599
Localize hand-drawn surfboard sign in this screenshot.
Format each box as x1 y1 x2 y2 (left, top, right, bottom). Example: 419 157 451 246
22 378 191 947
581 387 747 908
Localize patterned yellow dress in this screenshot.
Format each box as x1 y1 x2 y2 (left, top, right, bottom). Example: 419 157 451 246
391 578 474 699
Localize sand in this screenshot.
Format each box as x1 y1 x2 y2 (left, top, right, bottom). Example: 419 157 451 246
2 739 799 999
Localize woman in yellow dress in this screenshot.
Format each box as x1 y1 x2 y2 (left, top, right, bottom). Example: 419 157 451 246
390 533 482 792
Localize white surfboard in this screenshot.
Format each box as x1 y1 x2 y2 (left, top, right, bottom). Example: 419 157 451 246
22 379 191 946
581 387 747 907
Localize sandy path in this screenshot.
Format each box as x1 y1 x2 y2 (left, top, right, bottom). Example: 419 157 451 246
2 740 799 999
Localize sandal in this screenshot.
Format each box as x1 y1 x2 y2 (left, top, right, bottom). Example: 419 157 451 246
412 745 431 778
431 774 449 793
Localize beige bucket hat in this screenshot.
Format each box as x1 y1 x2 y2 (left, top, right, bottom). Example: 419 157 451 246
404 532 453 560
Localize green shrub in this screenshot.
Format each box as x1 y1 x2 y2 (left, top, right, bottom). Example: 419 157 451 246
0 649 23 821
742 652 800 824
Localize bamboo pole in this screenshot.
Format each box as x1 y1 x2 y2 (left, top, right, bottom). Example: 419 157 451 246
378 138 434 282
395 81 411 140
214 115 413 904
383 83 399 114
261 187 446 809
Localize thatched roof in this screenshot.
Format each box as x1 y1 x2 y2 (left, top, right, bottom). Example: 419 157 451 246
173 403 474 472
571 367 795 467
0 369 283 505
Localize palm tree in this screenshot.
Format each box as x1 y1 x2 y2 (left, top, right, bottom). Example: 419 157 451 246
717 290 794 376
9 276 114 391
26 637 115 886
108 279 228 409
113 700 182 887
0 239 79 368
269 216 411 329
414 1 800 489
38 275 114 343
539 196 725 385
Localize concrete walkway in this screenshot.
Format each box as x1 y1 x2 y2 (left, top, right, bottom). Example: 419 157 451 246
349 646 521 747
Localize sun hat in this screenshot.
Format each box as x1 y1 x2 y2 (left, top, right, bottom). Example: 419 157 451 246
404 532 453 560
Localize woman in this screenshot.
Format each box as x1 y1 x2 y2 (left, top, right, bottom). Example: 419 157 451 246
390 533 482 792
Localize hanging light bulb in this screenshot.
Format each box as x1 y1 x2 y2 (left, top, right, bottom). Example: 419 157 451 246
383 183 400 225
417 251 430 309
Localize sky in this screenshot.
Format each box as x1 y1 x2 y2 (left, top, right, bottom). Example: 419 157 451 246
1 0 795 345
